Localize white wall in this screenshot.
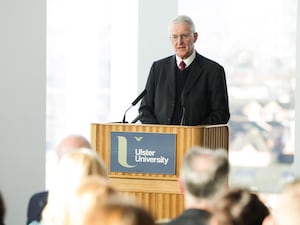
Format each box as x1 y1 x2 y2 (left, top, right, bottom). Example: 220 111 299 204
0 0 46 224
137 0 177 91
110 0 177 122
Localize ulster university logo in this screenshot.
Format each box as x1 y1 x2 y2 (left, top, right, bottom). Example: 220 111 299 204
117 136 136 168
110 131 176 174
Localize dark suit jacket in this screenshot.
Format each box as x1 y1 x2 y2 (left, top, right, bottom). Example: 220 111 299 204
164 208 211 225
26 191 48 225
139 52 230 126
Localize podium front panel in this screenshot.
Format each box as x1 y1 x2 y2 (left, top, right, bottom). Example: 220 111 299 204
91 123 228 220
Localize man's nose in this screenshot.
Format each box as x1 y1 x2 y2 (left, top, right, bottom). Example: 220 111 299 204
177 36 184 44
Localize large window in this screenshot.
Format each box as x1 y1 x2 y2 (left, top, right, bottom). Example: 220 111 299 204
46 0 138 186
179 0 297 192
47 0 111 150
47 0 297 192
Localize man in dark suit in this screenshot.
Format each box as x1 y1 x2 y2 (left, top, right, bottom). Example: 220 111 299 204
165 146 229 225
139 15 230 126
26 134 92 225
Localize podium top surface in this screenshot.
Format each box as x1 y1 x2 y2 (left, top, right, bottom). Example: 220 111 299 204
91 122 228 129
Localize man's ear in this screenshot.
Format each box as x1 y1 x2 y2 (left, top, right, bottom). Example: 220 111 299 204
178 178 184 193
193 32 198 43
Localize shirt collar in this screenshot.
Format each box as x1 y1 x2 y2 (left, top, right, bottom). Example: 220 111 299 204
176 50 196 69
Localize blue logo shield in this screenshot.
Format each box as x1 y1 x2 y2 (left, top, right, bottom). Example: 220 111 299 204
110 132 176 174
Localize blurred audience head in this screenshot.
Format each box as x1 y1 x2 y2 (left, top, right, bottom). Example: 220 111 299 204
0 191 5 225
212 187 269 225
56 134 92 160
63 175 116 225
95 195 155 225
264 178 300 225
63 175 155 225
56 148 107 184
180 146 229 209
42 148 107 225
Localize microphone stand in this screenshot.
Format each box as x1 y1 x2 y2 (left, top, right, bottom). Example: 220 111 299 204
122 89 147 123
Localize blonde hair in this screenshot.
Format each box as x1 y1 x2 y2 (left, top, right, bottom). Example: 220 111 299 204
86 195 155 225
63 175 116 225
64 175 154 225
42 148 107 225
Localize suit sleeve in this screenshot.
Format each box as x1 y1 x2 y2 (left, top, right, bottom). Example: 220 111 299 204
202 65 230 125
138 63 159 124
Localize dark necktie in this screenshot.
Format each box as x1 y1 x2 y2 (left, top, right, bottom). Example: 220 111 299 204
179 61 186 71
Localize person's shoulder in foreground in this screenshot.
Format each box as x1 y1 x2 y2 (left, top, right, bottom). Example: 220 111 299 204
165 208 211 225
27 191 49 225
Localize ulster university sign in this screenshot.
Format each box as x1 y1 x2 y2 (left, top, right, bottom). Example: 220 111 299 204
110 132 176 174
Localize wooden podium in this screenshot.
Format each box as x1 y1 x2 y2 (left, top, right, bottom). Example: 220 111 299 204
91 123 228 221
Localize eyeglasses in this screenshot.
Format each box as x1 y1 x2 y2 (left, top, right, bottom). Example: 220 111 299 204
170 33 192 41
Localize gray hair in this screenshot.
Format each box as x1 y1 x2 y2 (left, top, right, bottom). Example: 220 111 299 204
169 15 196 34
180 146 229 200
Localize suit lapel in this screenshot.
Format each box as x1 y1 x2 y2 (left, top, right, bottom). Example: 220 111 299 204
165 56 176 96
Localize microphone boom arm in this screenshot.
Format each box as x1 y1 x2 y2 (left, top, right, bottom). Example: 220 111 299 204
122 89 147 123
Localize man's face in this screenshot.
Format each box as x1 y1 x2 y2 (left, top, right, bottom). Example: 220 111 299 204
170 22 198 59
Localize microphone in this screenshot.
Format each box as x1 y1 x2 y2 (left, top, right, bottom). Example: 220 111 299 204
122 89 147 123
180 93 186 125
